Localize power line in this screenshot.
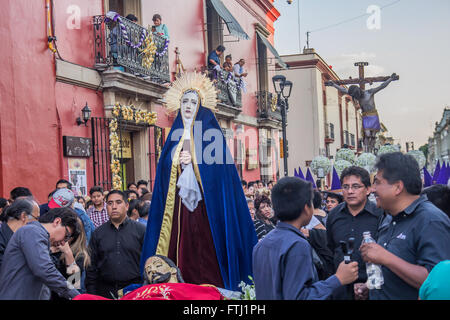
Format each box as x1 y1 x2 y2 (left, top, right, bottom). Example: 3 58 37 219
309 0 401 33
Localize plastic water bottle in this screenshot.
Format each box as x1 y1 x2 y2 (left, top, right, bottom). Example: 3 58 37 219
362 231 384 289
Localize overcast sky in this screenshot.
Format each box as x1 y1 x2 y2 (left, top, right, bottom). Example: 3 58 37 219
273 0 450 149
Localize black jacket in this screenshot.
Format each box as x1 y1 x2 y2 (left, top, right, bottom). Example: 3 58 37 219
308 228 334 280
0 222 14 269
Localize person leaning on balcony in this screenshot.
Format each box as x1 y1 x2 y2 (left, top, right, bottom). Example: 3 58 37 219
233 59 248 78
152 14 170 40
233 59 248 92
208 45 225 72
125 14 138 23
223 54 233 72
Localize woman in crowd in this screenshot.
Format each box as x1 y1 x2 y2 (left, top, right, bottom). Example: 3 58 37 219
51 217 90 298
253 195 276 240
245 183 256 200
127 199 140 221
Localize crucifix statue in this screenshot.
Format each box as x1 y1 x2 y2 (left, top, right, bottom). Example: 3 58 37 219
325 62 399 153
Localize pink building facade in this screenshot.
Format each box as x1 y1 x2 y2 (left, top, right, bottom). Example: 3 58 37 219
0 0 285 203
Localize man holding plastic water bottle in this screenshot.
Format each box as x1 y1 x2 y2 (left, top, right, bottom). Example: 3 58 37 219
360 152 450 300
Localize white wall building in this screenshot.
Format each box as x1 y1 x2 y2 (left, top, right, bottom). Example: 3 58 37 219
277 49 363 186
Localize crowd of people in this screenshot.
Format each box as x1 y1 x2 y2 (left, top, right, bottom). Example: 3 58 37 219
0 179 153 299
252 152 450 300
0 151 449 300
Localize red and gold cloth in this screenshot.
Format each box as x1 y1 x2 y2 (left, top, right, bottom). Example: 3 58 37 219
73 283 224 300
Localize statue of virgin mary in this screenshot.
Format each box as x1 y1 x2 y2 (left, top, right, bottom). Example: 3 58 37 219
140 72 257 291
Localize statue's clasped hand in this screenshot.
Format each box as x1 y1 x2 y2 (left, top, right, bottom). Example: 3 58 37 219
179 151 192 165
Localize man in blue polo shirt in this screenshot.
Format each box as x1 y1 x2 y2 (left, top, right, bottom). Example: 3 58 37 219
252 177 359 300
207 45 225 71
361 152 450 300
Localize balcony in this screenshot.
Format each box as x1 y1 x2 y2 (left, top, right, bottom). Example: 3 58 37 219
207 69 243 119
256 91 282 128
93 15 170 84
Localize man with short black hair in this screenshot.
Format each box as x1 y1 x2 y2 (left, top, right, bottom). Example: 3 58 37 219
326 166 384 300
0 207 80 300
361 152 450 300
136 180 148 197
86 190 146 298
136 200 150 226
127 182 138 192
125 13 138 22
208 45 225 72
253 177 359 300
126 189 139 201
87 186 108 228
56 179 72 190
421 184 450 218
9 187 33 203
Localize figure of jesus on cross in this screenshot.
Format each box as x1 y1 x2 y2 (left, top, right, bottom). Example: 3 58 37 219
325 62 399 153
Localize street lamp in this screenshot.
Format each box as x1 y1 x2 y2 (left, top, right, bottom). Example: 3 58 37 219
272 75 293 177
76 102 92 126
282 80 293 99
272 75 286 95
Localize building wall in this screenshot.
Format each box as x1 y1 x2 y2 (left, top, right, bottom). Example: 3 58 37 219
278 51 362 186
0 0 281 199
277 64 321 176
429 108 450 166
325 86 343 156
0 0 69 202
53 0 103 68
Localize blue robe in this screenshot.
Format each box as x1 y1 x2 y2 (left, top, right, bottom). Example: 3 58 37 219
140 105 257 291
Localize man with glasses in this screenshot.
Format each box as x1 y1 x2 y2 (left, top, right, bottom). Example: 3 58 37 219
0 198 40 268
0 207 81 300
326 166 384 300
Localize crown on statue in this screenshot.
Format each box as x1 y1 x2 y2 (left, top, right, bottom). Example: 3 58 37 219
164 72 218 113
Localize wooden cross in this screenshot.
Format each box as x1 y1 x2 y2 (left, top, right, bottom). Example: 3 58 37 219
326 62 399 90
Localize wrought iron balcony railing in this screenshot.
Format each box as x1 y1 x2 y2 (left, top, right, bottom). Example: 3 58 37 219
93 15 170 84
256 91 281 121
211 70 242 108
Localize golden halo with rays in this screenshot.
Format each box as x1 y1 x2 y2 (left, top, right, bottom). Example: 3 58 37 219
164 72 218 113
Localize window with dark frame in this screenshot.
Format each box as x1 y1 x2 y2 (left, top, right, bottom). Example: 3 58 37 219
206 0 224 61
257 35 269 92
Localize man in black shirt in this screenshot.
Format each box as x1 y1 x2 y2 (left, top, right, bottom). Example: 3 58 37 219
326 166 384 300
361 152 450 300
86 190 146 298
